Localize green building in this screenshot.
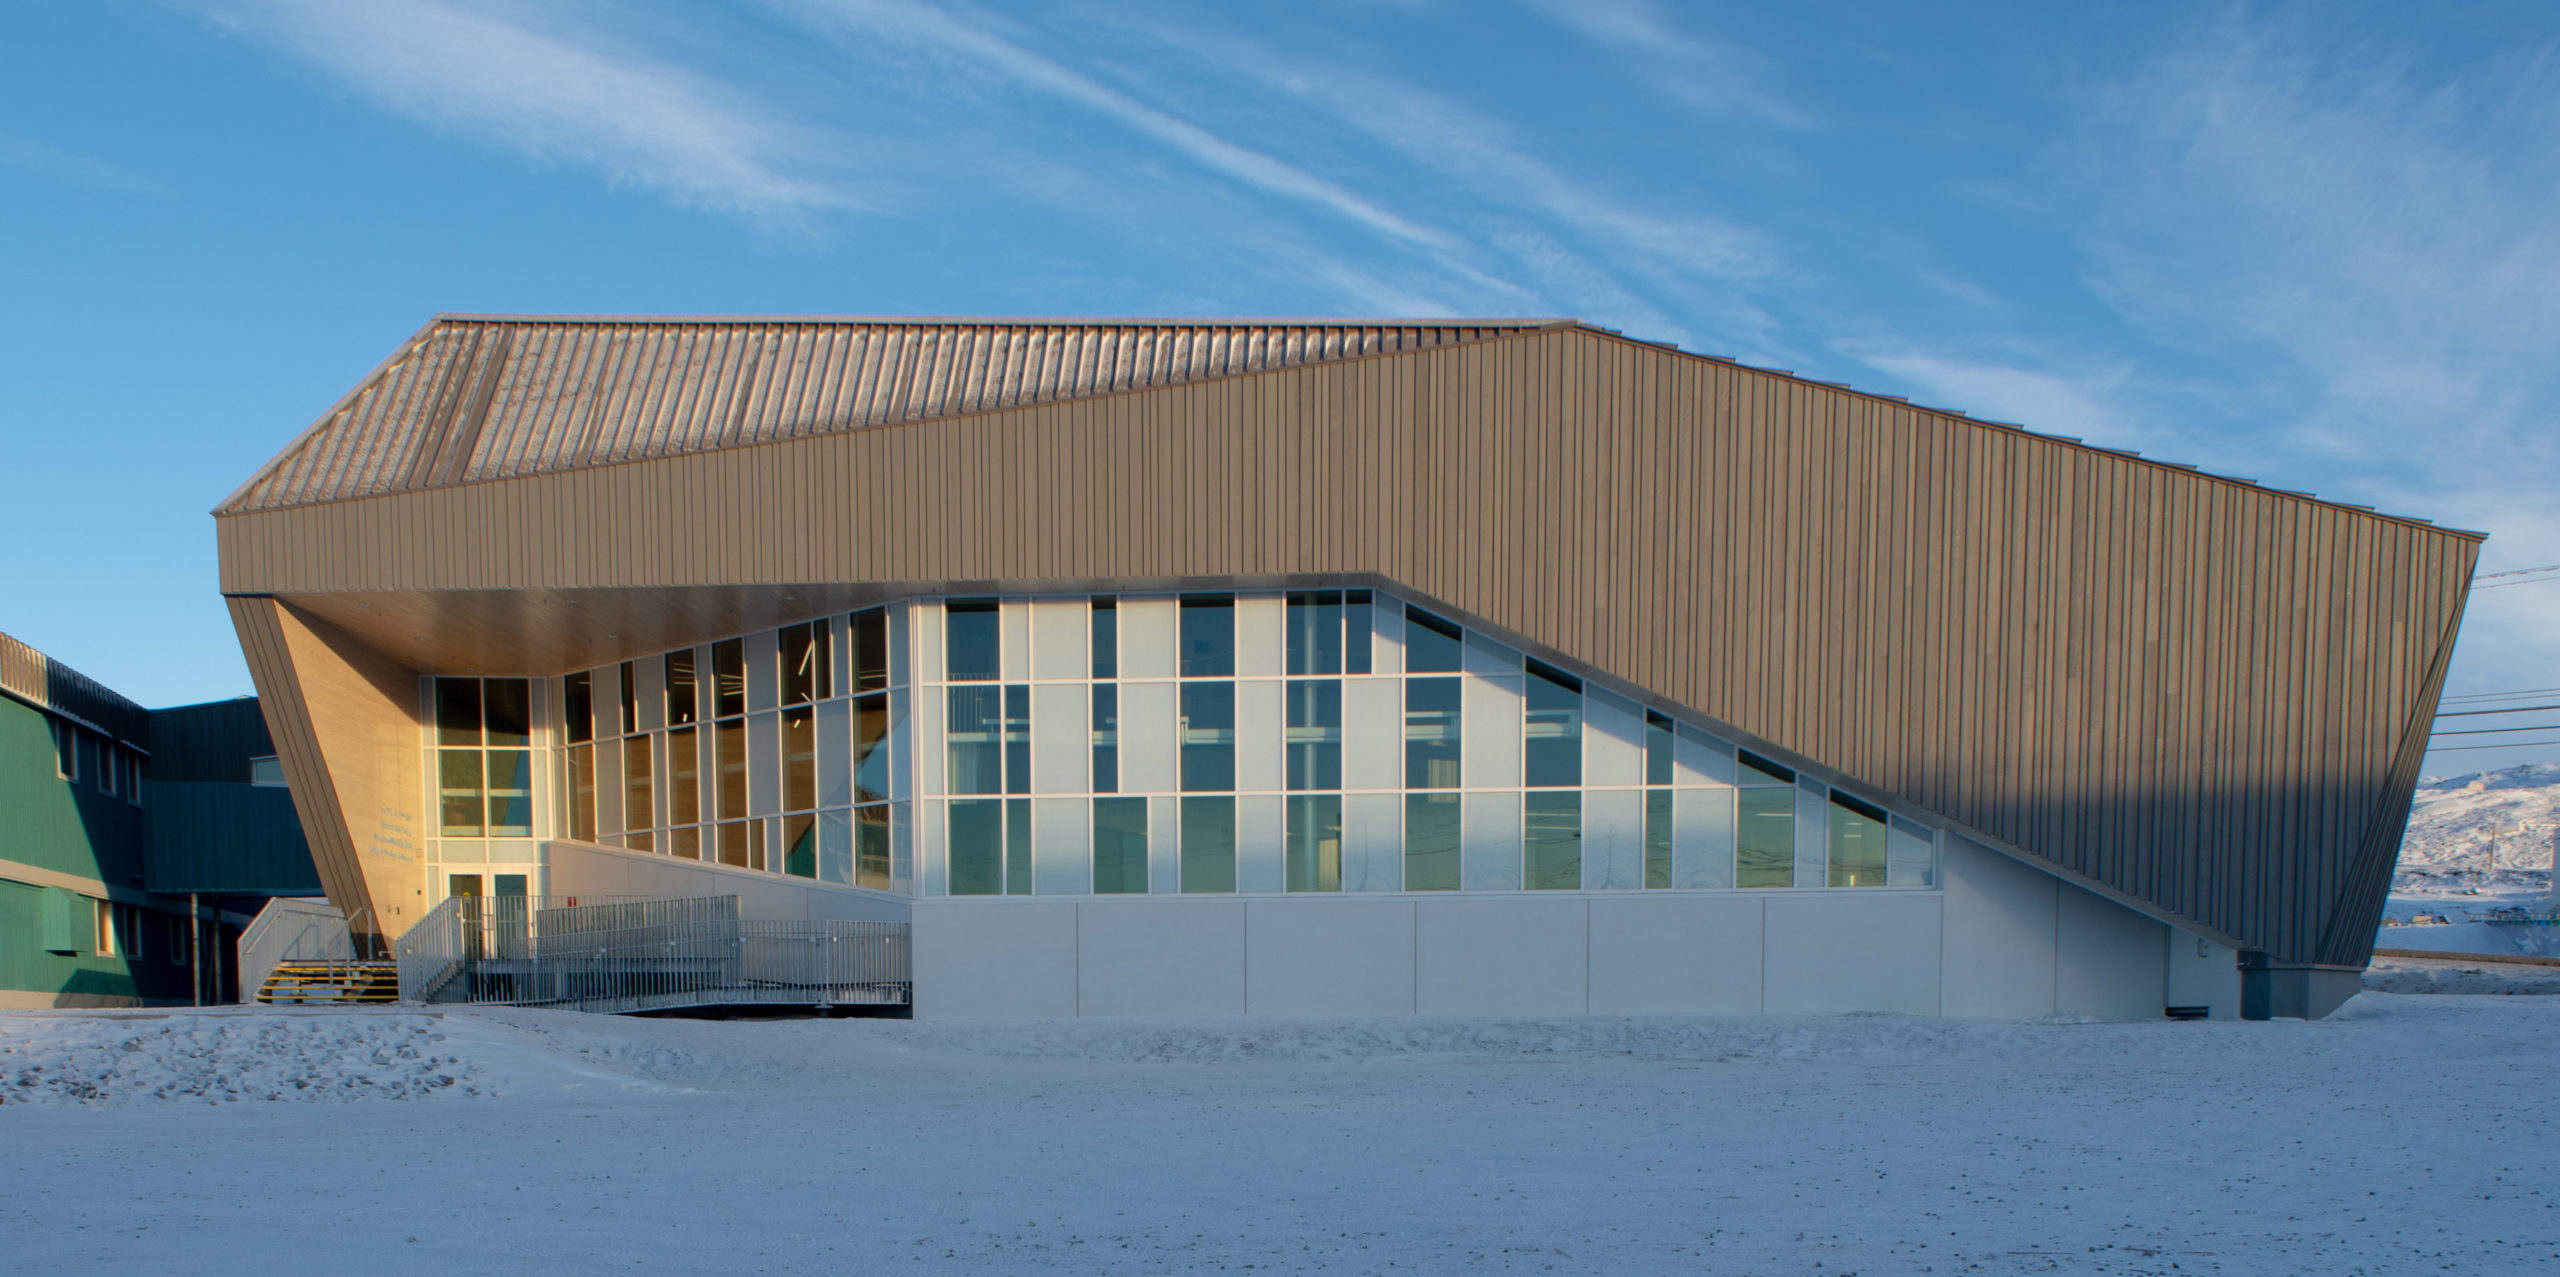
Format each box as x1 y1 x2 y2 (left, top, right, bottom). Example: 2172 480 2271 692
1 630 319 1008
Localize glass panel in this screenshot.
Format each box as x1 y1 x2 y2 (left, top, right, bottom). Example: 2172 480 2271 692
623 735 653 835
1120 598 1177 677
850 608 889 693
1285 679 1342 791
1235 679 1284 792
567 744 596 841
1237 793 1285 892
1119 681 1179 792
1178 595 1234 677
484 749 533 836
437 749 483 836
857 804 892 888
784 708 816 811
1405 677 1462 788
1032 683 1088 794
1676 786 1736 890
564 671 594 745
1737 749 1796 788
1285 591 1342 675
1285 794 1341 892
1341 792 1400 891
1645 790 1674 889
666 650 698 727
819 808 852 885
712 639 745 718
1462 791 1521 890
618 661 638 735
1344 590 1372 675
1645 712 1674 787
1404 792 1461 891
1179 682 1235 791
1830 793 1890 887
716 821 750 868
947 799 1002 893
945 599 1000 682
1523 662 1582 788
434 678 481 746
782 813 818 878
1887 816 1936 888
1031 598 1087 681
781 623 819 705
625 829 652 853
1091 796 1148 894
667 727 700 825
1003 684 1031 796
1090 683 1119 794
670 826 699 860
855 693 890 804
1583 788 1643 890
1090 598 1118 679
1524 791 1580 890
1033 797 1090 895
946 686 1003 795
1005 797 1032 895
715 718 748 819
482 680 530 747
1737 787 1796 887
1180 796 1236 893
1404 608 1463 673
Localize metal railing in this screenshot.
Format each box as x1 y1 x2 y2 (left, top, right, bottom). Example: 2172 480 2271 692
395 894 910 1013
236 898 358 1003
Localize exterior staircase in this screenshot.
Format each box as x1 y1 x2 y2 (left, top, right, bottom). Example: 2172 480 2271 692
256 960 400 1005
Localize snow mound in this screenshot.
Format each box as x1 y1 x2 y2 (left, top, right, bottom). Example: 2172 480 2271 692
0 1013 484 1106
876 1014 2000 1065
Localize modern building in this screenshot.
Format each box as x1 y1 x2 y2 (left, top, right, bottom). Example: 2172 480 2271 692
1 631 320 1008
217 316 2477 1021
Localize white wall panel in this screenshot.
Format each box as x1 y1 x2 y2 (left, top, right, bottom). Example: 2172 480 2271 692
999 600 1030 683
1236 595 1283 677
1245 898 1415 1015
1588 896 1763 1014
748 712 779 817
1764 892 1941 1016
1031 683 1089 794
1148 792 1180 894
1341 792 1402 892
1078 900 1245 1015
1462 675 1522 790
1938 834 2058 1018
1030 598 1087 681
912 900 1077 1018
1120 597 1177 678
1581 788 1645 890
916 687 944 797
1583 689 1646 788
1235 678 1283 792
1237 793 1285 893
2166 930 2241 1020
1461 791 1520 891
1415 896 1587 1015
1369 598 1403 676
1341 677 1401 792
2056 883 2167 1021
634 654 665 733
1120 681 1179 794
747 630 778 713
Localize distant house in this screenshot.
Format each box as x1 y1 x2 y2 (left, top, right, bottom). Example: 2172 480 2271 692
1 632 319 1007
215 315 2478 1021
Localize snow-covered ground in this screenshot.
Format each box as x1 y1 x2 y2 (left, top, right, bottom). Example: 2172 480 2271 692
5 995 2556 1274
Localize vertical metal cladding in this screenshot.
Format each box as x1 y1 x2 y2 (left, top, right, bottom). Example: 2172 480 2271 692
217 321 2479 969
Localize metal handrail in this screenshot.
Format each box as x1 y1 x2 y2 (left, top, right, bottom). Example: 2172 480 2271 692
236 898 356 1003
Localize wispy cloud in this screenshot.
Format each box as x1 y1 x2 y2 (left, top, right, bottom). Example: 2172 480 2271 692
1844 345 2136 447
1515 0 1810 128
195 0 847 217
0 132 161 195
781 0 1454 253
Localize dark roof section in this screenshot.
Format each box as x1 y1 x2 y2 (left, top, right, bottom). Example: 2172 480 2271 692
0 629 152 748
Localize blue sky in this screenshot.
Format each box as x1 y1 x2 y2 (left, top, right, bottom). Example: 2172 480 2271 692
3 1 2556 774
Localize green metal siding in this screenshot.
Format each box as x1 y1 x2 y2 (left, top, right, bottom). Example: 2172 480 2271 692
146 781 319 894
147 698 274 785
0 879 195 1004
0 694 146 886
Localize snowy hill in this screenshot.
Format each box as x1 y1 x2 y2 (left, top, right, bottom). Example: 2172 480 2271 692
2395 762 2560 897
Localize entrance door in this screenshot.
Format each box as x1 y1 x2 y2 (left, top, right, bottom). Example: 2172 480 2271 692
449 874 485 961
493 874 529 960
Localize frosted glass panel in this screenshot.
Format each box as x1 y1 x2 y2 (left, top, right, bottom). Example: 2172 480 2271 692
1583 787 1645 890
920 799 946 896
889 691 911 801
634 655 665 733
1030 599 1087 681
1464 630 1522 675
1583 690 1646 788
1342 677 1401 792
993 601 1027 683
816 699 851 809
1237 793 1285 893
1462 791 1521 891
893 603 917 687
1888 818 1936 887
1675 786 1735 889
1031 683 1090 794
1121 597 1178 678
1148 792 1181 894
747 630 779 713
892 801 912 890
915 603 943 684
1795 783 1830 885
594 736 623 837
1120 681 1179 793
1236 595 1284 677
1342 792 1401 892
1673 725 1735 786
1235 679 1283 791
1035 797 1090 895
1462 676 1523 790
1370 601 1404 676
916 688 944 796
748 712 780 817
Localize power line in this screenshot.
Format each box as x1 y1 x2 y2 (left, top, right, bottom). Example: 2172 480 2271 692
2435 703 2560 718
2426 739 2560 752
2475 562 2560 581
2443 686 2560 702
2431 723 2560 737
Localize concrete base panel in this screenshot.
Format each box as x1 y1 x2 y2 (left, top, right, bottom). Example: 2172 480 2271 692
1414 896 1589 1016
1079 900 1244 1016
1764 892 1941 1016
912 900 1078 1018
1245 898 1416 1016
1586 895 1764 1015
2056 883 2166 1021
2242 964 2364 1021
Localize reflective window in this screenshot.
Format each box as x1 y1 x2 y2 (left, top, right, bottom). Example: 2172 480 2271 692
1091 684 1119 793
946 599 1000 682
567 745 596 842
1344 590 1373 675
666 650 698 727
435 678 480 746
438 749 483 836
1737 749 1795 788
1285 680 1342 791
1405 678 1461 788
857 804 892 888
1737 787 1795 887
784 708 816 811
1092 796 1148 894
618 661 638 735
1180 796 1236 893
781 621 829 705
1286 794 1341 892
1404 792 1460 891
1405 607 1463 673
1829 793 1889 887
1180 682 1235 791
483 680 530 748
948 686 1003 795
1006 797 1032 895
853 608 889 693
712 640 745 718
1178 595 1233 677
715 718 748 819
622 736 653 849
1523 662 1582 788
1645 711 1673 787
1004 684 1031 796
1645 789 1674 889
854 694 890 804
949 799 1002 894
1091 598 1118 679
668 727 700 826
564 671 593 745
782 813 818 878
1524 791 1581 889
1286 591 1343 675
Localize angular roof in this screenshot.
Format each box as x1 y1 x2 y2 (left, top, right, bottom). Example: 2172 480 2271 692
220 315 1569 514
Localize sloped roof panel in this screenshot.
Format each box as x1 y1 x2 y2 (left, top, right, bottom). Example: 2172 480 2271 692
221 316 1561 513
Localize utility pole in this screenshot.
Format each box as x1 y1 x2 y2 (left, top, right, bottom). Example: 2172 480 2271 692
189 892 202 1008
